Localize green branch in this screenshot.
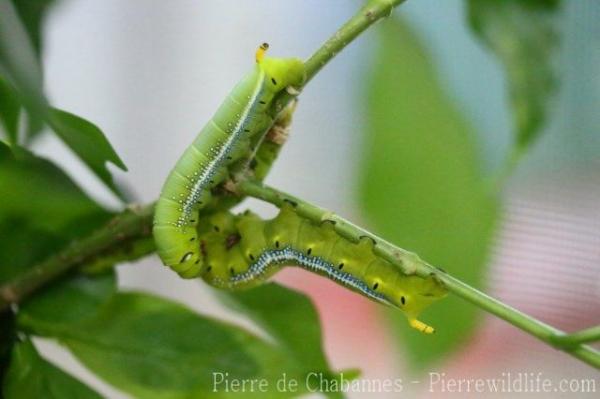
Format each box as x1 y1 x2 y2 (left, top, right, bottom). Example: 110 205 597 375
304 0 404 83
553 326 600 348
236 180 600 370
0 204 155 312
270 0 405 117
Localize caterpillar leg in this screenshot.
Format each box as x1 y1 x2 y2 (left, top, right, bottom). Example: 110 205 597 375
409 318 435 334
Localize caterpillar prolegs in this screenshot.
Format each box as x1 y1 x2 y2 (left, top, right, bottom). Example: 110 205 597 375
153 44 305 277
153 44 446 333
197 205 447 333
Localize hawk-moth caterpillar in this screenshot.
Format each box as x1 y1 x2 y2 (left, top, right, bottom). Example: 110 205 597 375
197 205 447 333
153 44 305 277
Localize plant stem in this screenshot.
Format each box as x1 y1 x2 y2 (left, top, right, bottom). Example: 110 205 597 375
553 326 600 348
304 0 405 83
270 0 405 117
0 203 155 312
237 180 600 369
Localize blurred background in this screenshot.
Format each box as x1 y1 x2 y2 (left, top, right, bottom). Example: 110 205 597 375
11 0 600 397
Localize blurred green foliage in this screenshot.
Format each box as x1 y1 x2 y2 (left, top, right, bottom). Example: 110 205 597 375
359 18 498 370
3 339 103 399
0 142 112 283
18 280 340 399
0 0 126 197
468 0 561 152
220 284 335 376
47 108 128 198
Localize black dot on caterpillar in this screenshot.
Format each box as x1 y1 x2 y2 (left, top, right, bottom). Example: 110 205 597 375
195 206 447 334
153 44 305 277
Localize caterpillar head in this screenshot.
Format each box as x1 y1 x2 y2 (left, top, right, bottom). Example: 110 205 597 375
392 274 447 334
256 43 305 91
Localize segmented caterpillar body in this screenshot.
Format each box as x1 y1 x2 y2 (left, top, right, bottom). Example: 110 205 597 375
153 44 305 277
153 45 445 333
197 205 447 333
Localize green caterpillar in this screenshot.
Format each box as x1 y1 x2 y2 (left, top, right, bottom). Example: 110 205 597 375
153 44 305 277
197 205 447 333
153 44 446 333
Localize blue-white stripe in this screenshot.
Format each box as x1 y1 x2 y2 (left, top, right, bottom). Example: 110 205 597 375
178 70 266 226
229 245 392 305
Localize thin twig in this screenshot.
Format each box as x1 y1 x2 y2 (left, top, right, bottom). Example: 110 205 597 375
0 203 155 311
553 326 600 348
269 0 405 117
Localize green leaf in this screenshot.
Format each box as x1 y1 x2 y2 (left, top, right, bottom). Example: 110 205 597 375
359 18 497 370
0 0 47 128
0 310 16 382
11 0 56 58
0 77 21 144
218 283 351 399
18 272 117 329
0 146 111 236
0 220 64 283
9 0 57 141
2 338 102 399
220 283 332 373
0 145 111 282
48 108 127 198
20 291 315 399
0 139 11 157
0 3 126 192
467 0 561 150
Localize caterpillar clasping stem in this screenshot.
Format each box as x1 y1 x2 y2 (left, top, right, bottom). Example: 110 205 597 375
154 44 304 275
153 44 447 330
